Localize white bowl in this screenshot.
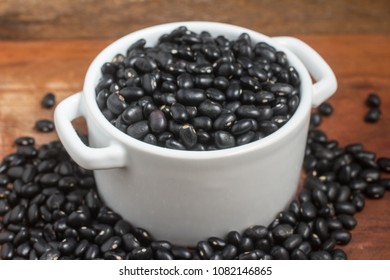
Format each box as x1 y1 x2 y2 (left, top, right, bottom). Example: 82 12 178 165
54 21 337 245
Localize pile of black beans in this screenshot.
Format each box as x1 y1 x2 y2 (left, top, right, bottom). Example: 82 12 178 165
0 95 389 260
95 26 301 150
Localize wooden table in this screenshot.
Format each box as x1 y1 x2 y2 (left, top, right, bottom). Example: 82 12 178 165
0 34 389 260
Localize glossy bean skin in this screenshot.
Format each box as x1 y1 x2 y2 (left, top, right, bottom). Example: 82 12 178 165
94 27 302 151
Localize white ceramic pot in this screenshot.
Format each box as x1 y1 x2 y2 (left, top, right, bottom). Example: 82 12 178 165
54 22 337 245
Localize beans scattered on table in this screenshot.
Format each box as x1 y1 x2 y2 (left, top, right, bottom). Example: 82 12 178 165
41 93 56 109
364 92 381 123
34 119 55 133
95 26 302 150
0 90 389 259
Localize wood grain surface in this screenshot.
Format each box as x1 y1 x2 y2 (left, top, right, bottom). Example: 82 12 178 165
0 0 390 259
0 0 389 40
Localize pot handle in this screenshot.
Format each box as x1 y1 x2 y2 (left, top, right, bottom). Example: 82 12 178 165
273 36 337 107
54 92 127 170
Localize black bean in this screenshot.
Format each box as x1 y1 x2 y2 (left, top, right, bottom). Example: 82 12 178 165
238 251 258 260
0 231 15 244
310 112 322 127
311 188 328 208
332 248 348 260
42 92 56 109
278 211 298 226
58 238 77 255
349 179 368 192
309 250 332 260
170 103 189 123
300 201 317 221
132 227 153 245
254 45 276 62
236 105 260 119
176 88 206 106
287 200 299 217
84 244 99 260
231 119 253 135
213 76 229 90
142 134 156 145
97 208 121 226
122 233 141 252
178 124 197 149
155 249 174 260
336 186 351 203
360 168 381 182
377 157 390 173
254 238 271 252
198 99 222 119
331 229 352 245
208 237 227 250
93 224 114 245
12 229 29 247
365 184 385 199
176 73 194 88
224 101 241 113
134 57 157 73
16 146 38 158
16 242 31 258
126 120 149 140
146 110 166 135
106 93 128 115
205 88 225 102
365 92 381 108
283 234 302 251
77 226 96 241
15 136 35 146
270 245 289 260
100 236 122 253
165 139 186 150
1 242 14 260
214 131 235 149
119 106 142 126
364 108 381 123
129 247 153 260
314 217 329 241
221 244 238 260
213 113 236 130
334 202 356 215
290 248 308 260
239 237 254 252
236 131 257 146
268 83 294 96
67 209 91 228
151 240 172 251
7 166 24 179
272 224 294 242
113 220 132 236
355 151 377 167
168 247 192 260
0 199 10 215
258 121 279 136
192 116 212 131
318 102 333 116
380 178 390 191
9 204 26 224
337 214 357 230
141 73 158 94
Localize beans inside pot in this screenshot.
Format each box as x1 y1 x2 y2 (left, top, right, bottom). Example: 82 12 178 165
95 26 301 150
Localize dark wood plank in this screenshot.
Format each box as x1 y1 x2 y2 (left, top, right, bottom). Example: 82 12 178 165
0 35 389 259
0 0 389 40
